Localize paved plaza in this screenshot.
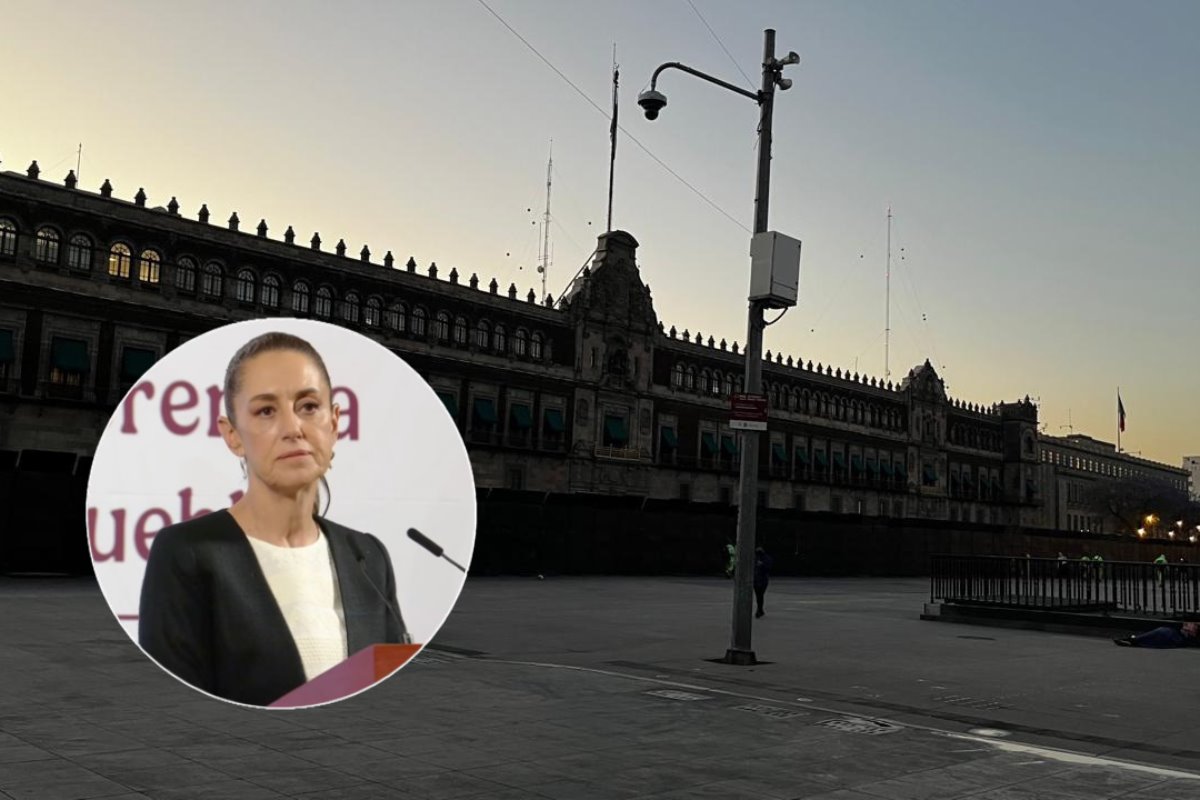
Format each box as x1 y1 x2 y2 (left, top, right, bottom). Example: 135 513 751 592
1 575 1198 799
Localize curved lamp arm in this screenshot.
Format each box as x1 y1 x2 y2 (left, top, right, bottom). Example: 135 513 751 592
648 61 762 104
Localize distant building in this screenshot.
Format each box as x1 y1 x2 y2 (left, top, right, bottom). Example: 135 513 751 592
1184 456 1200 501
1037 434 1190 533
0 160 1157 561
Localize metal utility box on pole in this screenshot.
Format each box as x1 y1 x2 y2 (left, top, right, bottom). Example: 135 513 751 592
639 28 800 666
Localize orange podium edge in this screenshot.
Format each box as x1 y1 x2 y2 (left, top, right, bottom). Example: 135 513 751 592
270 643 421 708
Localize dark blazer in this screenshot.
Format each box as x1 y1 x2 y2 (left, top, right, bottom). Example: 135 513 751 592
138 509 409 707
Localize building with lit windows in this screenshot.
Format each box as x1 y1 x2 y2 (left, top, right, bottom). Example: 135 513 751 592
1037 434 1190 533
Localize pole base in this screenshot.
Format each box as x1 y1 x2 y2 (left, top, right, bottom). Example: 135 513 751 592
721 648 757 666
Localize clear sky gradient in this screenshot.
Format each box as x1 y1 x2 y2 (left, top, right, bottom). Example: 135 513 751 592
5 0 1196 466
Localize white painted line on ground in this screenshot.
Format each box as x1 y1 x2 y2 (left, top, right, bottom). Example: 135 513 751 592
470 654 1200 781
943 732 1200 780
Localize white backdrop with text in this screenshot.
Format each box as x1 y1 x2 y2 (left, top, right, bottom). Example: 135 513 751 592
86 317 476 653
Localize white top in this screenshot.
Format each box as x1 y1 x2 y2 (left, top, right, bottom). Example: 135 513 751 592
245 532 349 681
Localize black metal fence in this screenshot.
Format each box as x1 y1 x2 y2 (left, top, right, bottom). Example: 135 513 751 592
931 555 1200 618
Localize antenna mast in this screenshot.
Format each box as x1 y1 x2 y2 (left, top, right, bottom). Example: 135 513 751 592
540 140 553 303
885 206 892 382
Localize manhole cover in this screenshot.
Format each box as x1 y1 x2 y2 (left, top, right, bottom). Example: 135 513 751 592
735 703 809 720
818 717 903 736
645 689 712 701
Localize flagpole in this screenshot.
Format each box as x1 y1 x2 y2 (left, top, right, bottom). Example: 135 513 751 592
1117 387 1121 453
607 44 618 233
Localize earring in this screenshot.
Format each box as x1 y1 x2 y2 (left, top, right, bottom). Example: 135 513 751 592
240 458 247 480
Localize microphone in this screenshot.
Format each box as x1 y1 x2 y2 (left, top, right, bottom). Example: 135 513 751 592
408 528 467 573
347 537 412 645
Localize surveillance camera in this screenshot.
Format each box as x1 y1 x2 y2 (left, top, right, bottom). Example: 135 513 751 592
637 89 668 120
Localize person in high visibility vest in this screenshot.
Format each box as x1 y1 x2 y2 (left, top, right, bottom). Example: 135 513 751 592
724 541 736 578
1154 554 1167 587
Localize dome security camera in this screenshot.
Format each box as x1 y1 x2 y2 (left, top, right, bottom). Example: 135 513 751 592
637 89 668 120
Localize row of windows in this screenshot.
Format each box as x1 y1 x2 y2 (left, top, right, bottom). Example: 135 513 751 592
668 362 906 430
1 219 551 361
434 389 568 450
0 331 155 398
1042 447 1173 484
949 423 1002 452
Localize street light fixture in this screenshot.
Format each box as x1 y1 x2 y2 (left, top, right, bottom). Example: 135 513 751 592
641 29 800 666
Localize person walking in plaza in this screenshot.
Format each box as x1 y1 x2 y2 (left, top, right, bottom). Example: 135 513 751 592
724 540 737 578
753 546 773 618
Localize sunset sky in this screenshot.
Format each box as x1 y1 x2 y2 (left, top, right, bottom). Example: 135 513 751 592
5 0 1196 466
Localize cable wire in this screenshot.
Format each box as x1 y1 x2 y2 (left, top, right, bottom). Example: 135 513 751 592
684 0 756 90
476 0 751 234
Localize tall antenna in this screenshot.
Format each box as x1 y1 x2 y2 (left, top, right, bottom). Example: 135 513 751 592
607 44 619 233
76 143 83 182
539 140 553 303
885 206 892 382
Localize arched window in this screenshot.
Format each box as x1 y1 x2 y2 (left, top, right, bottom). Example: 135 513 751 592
315 287 333 318
108 243 132 278
434 312 451 342
175 256 196 292
138 249 161 283
474 321 490 349
67 234 93 271
700 370 711 394
236 269 256 303
453 316 468 346
387 302 405 332
200 262 223 297
35 227 60 264
494 325 506 353
262 275 280 309
343 292 360 323
513 328 528 357
684 366 696 391
711 370 723 396
724 374 735 396
364 297 382 327
531 331 544 360
0 219 17 257
672 363 684 389
291 281 310 313
411 307 427 337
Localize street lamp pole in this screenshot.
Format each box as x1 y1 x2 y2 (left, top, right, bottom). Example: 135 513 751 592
640 29 795 665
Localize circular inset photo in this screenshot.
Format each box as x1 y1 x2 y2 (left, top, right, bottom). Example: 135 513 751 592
86 318 476 708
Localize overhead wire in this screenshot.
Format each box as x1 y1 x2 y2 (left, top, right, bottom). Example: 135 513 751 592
475 0 751 234
684 0 756 90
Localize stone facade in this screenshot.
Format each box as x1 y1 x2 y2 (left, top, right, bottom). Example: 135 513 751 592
1 163 1170 530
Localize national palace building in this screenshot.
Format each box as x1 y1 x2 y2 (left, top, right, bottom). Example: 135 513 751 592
0 161 1187 545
